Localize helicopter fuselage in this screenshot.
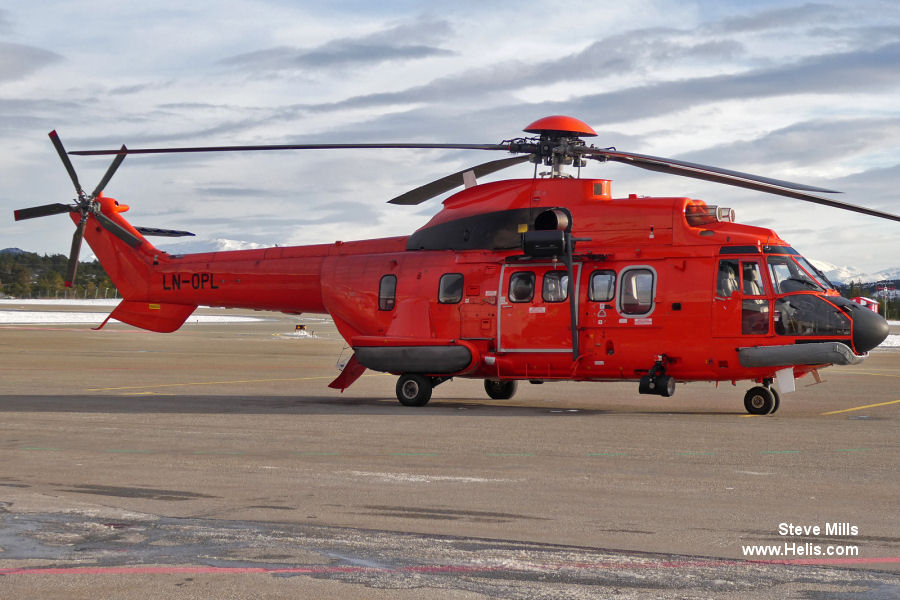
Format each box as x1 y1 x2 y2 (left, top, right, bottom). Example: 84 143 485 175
80 177 889 408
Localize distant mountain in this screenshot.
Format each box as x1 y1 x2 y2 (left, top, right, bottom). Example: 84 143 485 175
82 238 273 261
155 238 273 255
0 248 26 255
809 260 900 285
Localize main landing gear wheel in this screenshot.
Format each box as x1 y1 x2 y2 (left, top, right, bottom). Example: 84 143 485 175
744 386 776 415
396 374 432 407
768 387 781 415
484 379 518 400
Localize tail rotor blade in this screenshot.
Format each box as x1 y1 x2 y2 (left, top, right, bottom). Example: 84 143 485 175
14 203 75 221
91 146 127 198
49 130 85 197
65 216 87 287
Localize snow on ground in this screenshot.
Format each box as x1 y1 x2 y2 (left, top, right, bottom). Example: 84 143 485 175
0 299 119 307
0 312 268 325
0 299 267 324
879 335 900 349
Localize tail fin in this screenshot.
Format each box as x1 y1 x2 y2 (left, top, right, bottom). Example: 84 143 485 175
82 195 198 332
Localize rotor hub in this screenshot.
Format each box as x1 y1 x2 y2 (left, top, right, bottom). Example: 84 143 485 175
523 115 597 138
521 116 596 176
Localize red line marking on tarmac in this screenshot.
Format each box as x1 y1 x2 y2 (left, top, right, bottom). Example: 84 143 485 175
2 557 899 577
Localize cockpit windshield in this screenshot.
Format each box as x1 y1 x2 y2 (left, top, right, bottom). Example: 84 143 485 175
767 255 825 293
793 256 834 290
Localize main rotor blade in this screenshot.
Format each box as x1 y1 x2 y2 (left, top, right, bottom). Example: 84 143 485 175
13 203 74 221
49 130 84 196
69 142 509 156
584 149 840 194
586 152 900 222
389 155 532 205
92 211 144 248
90 145 127 198
65 216 87 287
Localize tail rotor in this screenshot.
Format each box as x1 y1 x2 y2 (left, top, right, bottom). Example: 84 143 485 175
14 132 140 287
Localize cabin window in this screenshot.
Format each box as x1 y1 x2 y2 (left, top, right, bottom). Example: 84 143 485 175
542 271 568 303
438 273 464 304
508 271 535 303
618 267 655 316
589 270 616 302
378 274 397 311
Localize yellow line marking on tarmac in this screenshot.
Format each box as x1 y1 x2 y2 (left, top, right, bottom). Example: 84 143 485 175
88 376 334 392
821 398 900 416
840 370 900 379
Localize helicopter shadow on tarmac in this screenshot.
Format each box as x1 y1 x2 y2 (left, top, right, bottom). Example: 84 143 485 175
0 393 743 418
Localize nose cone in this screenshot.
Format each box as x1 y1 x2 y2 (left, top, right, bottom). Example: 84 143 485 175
852 305 890 353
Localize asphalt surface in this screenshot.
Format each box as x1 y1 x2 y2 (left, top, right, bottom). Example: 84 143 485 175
1 306 899 598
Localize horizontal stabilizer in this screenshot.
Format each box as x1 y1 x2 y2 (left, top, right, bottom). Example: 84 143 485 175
134 226 196 237
105 300 198 333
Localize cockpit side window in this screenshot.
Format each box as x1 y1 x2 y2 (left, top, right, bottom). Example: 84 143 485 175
742 262 766 296
717 260 739 297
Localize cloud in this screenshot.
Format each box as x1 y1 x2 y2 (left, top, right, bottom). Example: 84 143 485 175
545 41 900 126
0 41 62 82
0 9 11 35
302 30 745 113
220 15 453 73
679 118 900 168
712 2 840 33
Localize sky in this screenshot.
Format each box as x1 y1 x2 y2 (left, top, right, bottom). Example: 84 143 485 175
1 1 898 272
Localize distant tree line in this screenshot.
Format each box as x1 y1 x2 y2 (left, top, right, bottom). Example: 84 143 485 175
0 251 117 299
2 249 897 318
839 280 899 320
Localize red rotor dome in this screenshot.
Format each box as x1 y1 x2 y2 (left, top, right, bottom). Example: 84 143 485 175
523 115 597 137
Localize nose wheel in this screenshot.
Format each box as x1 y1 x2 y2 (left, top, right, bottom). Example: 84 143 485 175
484 379 518 400
744 385 781 415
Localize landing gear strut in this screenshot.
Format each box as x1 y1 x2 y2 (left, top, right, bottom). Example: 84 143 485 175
638 355 676 397
744 384 780 415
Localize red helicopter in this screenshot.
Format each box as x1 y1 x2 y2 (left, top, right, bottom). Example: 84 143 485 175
15 116 896 414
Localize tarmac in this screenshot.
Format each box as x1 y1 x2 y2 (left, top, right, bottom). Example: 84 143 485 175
1 304 899 598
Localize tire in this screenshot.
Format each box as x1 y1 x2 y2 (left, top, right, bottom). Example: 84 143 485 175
396 374 432 407
484 379 518 400
744 386 775 415
656 376 676 397
768 387 781 415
